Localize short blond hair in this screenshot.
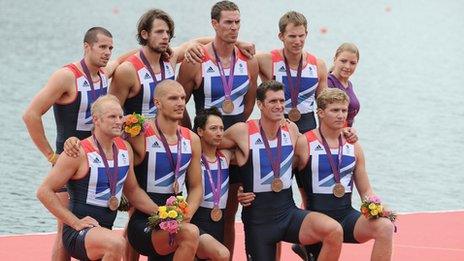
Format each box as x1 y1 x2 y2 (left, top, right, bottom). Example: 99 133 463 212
91 94 121 117
279 11 307 34
317 88 350 110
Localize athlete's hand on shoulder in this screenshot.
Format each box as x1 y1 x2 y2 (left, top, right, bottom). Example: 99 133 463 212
236 41 256 59
237 186 255 207
72 216 100 231
162 46 173 61
64 137 81 158
184 42 205 64
343 127 358 144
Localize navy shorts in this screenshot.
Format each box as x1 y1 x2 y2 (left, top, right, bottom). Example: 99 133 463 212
191 206 225 243
127 210 174 260
243 206 309 260
305 207 361 258
62 225 91 261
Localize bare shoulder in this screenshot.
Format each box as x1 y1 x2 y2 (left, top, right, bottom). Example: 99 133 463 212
114 60 137 76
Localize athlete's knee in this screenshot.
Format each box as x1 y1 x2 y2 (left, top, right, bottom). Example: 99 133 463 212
212 245 230 261
323 223 343 246
178 224 200 245
105 236 126 256
373 219 394 240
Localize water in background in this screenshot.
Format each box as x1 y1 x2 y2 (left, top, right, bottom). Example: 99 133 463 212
1 0 463 234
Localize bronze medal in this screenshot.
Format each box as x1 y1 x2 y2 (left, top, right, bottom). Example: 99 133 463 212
108 196 119 211
222 99 234 114
333 183 345 198
288 107 301 122
173 180 180 194
210 206 223 222
271 178 283 193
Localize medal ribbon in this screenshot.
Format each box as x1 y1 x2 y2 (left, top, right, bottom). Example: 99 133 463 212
201 153 222 208
212 43 236 103
155 119 182 187
92 134 119 197
283 50 303 109
139 50 166 85
259 122 282 180
80 59 102 101
318 127 343 183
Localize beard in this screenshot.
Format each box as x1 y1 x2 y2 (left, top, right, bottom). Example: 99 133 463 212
148 44 167 54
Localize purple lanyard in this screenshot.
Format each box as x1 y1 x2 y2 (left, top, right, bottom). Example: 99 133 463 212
139 50 165 85
201 154 222 207
80 59 102 101
318 128 343 183
212 43 236 101
92 134 119 196
155 119 182 183
259 122 282 179
283 51 303 108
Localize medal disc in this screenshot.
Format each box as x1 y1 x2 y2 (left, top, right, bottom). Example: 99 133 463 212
108 196 119 211
210 207 223 222
222 99 234 114
288 108 301 122
333 183 345 198
173 181 180 194
271 178 283 193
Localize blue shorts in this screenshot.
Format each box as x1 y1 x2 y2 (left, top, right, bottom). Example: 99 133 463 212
127 210 174 260
305 207 361 258
62 225 91 261
191 206 225 243
243 206 309 260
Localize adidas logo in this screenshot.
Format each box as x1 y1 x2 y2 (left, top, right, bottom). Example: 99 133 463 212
93 157 101 163
207 67 215 73
315 145 323 151
152 141 161 148
255 138 263 145
144 73 151 80
83 81 89 87
278 66 286 72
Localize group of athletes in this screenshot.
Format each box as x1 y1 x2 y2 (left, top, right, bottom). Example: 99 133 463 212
23 1 394 260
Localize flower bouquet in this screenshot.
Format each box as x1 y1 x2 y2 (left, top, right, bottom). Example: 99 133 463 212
360 195 397 223
123 113 146 138
147 196 189 246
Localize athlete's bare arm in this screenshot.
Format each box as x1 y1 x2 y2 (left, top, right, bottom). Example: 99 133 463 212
23 68 76 160
122 142 158 214
295 131 310 171
242 57 259 121
316 58 328 96
185 132 203 220
352 142 374 198
108 61 139 106
177 59 203 129
220 122 248 166
126 128 147 166
102 49 138 78
256 52 273 82
36 147 98 230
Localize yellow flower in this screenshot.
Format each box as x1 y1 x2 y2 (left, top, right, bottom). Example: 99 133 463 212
130 125 142 137
370 209 379 216
159 211 168 219
158 206 167 213
368 203 377 210
124 126 131 133
168 210 178 218
378 205 383 213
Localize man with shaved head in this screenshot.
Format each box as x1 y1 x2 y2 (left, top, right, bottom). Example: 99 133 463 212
126 79 203 260
36 95 159 261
